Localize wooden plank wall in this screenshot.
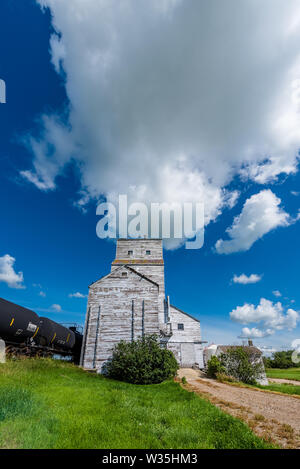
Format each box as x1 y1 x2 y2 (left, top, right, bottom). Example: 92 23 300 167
83 266 160 371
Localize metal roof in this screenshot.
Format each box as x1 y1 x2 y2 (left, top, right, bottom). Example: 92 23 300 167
217 345 262 355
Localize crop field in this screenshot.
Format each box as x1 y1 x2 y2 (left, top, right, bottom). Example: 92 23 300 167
0 359 272 449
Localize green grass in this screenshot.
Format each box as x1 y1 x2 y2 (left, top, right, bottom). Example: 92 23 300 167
0 359 272 449
266 368 300 381
261 368 300 396
219 371 300 397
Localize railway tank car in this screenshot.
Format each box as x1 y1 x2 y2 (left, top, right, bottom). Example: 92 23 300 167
0 297 83 362
36 317 76 350
0 297 40 343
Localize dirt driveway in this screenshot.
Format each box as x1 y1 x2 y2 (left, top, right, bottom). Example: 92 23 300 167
178 368 300 449
269 378 300 386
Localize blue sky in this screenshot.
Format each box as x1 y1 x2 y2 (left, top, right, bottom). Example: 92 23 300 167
1 0 300 350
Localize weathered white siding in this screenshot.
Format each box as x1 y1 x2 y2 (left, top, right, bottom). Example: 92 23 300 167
168 305 201 343
112 239 165 323
114 239 163 261
166 305 203 367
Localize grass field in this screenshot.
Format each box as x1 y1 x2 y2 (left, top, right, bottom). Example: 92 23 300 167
0 359 272 449
266 368 300 381
218 369 300 397
257 382 300 396
222 368 300 397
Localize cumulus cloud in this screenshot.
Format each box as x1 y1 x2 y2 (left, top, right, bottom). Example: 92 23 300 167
215 190 294 254
273 290 282 297
0 255 25 289
20 1 300 247
241 327 273 338
230 298 299 335
51 304 62 312
39 291 46 297
233 273 262 285
68 292 87 299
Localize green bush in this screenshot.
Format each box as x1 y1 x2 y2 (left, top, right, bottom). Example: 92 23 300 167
220 348 264 385
206 356 225 378
104 335 179 384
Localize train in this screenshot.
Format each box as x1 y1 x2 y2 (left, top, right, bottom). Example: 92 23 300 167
0 297 83 363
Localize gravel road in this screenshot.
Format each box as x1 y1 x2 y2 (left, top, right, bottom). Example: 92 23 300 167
178 368 300 448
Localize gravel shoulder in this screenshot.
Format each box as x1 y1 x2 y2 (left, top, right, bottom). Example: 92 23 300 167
178 368 300 449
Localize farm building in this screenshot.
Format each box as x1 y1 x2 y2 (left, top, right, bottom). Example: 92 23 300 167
203 344 269 385
80 239 205 372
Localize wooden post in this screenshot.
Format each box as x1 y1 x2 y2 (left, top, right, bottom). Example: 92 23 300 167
0 339 5 363
80 306 91 366
93 306 101 369
142 300 145 338
131 300 134 342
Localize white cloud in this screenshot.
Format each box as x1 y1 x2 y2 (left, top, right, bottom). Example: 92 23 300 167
51 304 62 312
20 115 75 191
241 327 273 338
18 1 300 248
285 308 300 329
291 191 300 196
215 190 293 254
233 273 262 285
39 291 46 297
273 290 282 297
0 255 25 289
68 292 87 299
230 298 299 333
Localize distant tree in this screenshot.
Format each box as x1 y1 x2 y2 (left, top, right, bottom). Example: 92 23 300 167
265 351 299 369
104 335 179 384
262 356 272 368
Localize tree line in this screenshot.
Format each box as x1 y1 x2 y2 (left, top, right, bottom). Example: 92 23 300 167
263 350 300 369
